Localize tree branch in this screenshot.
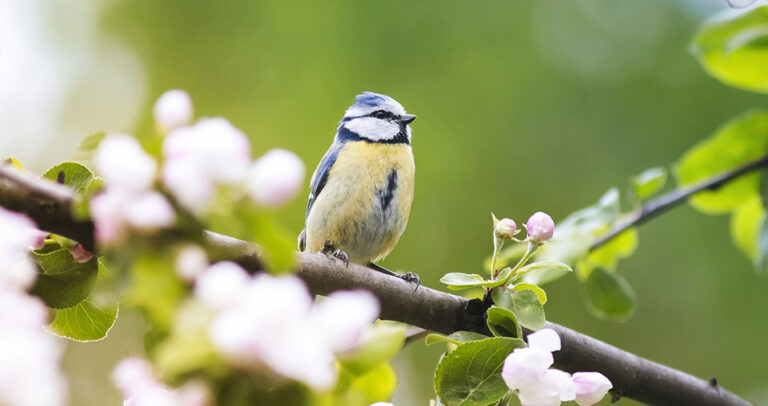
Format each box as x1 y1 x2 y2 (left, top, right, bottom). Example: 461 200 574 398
590 154 768 251
0 164 753 406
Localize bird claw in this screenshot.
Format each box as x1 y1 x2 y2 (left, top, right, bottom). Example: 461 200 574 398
400 272 420 290
332 249 349 267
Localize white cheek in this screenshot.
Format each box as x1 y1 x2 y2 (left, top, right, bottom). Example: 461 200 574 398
345 117 399 141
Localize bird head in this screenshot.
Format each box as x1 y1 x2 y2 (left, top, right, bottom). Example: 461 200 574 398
338 92 416 144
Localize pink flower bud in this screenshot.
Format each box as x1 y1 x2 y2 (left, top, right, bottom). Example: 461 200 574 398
494 218 518 239
572 372 612 406
526 212 555 242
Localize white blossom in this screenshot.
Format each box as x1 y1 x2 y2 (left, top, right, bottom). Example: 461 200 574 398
503 329 611 406
175 244 208 282
112 357 209 406
153 89 193 132
246 148 305 207
90 135 176 244
198 270 379 391
572 372 612 406
0 207 39 290
193 261 250 309
95 134 157 193
161 117 252 213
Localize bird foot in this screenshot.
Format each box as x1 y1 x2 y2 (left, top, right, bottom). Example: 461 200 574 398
400 272 420 290
322 240 349 266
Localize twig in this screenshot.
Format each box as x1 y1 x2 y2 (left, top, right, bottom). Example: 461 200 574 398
590 154 768 251
0 164 754 406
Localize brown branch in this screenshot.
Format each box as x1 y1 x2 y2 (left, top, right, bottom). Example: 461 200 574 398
0 164 754 406
590 154 768 251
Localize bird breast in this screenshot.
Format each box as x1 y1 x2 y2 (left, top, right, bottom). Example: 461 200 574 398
304 141 415 264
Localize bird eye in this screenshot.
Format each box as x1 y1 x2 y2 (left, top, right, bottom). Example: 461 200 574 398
371 110 388 119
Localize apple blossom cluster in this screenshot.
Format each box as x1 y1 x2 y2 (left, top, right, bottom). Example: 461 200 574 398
0 207 68 406
112 357 210 406
89 89 305 244
194 262 380 391
502 329 612 406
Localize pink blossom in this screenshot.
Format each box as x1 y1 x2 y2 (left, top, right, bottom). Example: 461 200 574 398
95 134 157 193
175 245 208 282
246 149 305 207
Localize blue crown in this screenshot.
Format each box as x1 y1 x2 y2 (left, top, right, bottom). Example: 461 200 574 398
354 92 389 107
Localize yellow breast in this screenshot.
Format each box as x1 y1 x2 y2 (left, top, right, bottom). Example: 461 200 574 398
305 141 415 264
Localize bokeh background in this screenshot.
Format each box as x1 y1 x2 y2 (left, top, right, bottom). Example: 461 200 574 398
2 0 767 404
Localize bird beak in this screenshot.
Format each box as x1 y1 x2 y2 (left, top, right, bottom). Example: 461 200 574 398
400 114 416 124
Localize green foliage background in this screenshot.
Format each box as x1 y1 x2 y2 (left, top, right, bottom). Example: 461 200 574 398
29 0 768 404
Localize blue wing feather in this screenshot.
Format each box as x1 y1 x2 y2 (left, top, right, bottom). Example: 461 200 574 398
305 142 342 220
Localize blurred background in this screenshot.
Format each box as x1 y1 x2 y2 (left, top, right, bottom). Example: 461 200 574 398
2 0 767 404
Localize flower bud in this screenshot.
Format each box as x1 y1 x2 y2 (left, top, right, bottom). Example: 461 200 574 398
70 244 93 263
494 218 518 239
153 89 193 132
526 212 555 242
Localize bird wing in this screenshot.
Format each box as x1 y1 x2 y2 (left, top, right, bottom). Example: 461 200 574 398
299 142 342 250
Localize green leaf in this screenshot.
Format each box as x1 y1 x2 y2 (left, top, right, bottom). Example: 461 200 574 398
78 132 107 152
531 188 621 284
730 196 763 264
513 261 572 283
30 249 98 309
510 290 545 330
340 321 407 375
692 6 768 93
491 288 545 331
512 283 547 305
42 162 94 194
434 337 525 406
675 111 768 213
632 167 667 200
587 228 638 271
486 306 521 338
48 300 118 342
426 331 488 347
333 363 397 405
440 273 490 290
581 266 636 322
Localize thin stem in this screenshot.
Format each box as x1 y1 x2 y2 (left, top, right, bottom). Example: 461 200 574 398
590 154 768 251
491 236 504 278
499 241 538 286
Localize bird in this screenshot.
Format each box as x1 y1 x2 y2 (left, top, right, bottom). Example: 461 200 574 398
298 92 419 284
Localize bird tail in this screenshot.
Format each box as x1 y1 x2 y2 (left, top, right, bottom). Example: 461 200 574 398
298 228 306 251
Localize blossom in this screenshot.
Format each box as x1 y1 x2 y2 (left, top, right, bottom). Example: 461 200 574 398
526 212 555 242
572 372 612 406
0 207 40 290
162 117 251 213
90 135 176 244
494 218 518 239
153 89 193 132
503 329 611 406
197 268 379 390
95 134 157 193
246 148 305 207
112 357 209 406
174 244 208 282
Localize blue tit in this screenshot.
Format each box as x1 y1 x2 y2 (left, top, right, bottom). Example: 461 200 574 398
298 92 419 283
